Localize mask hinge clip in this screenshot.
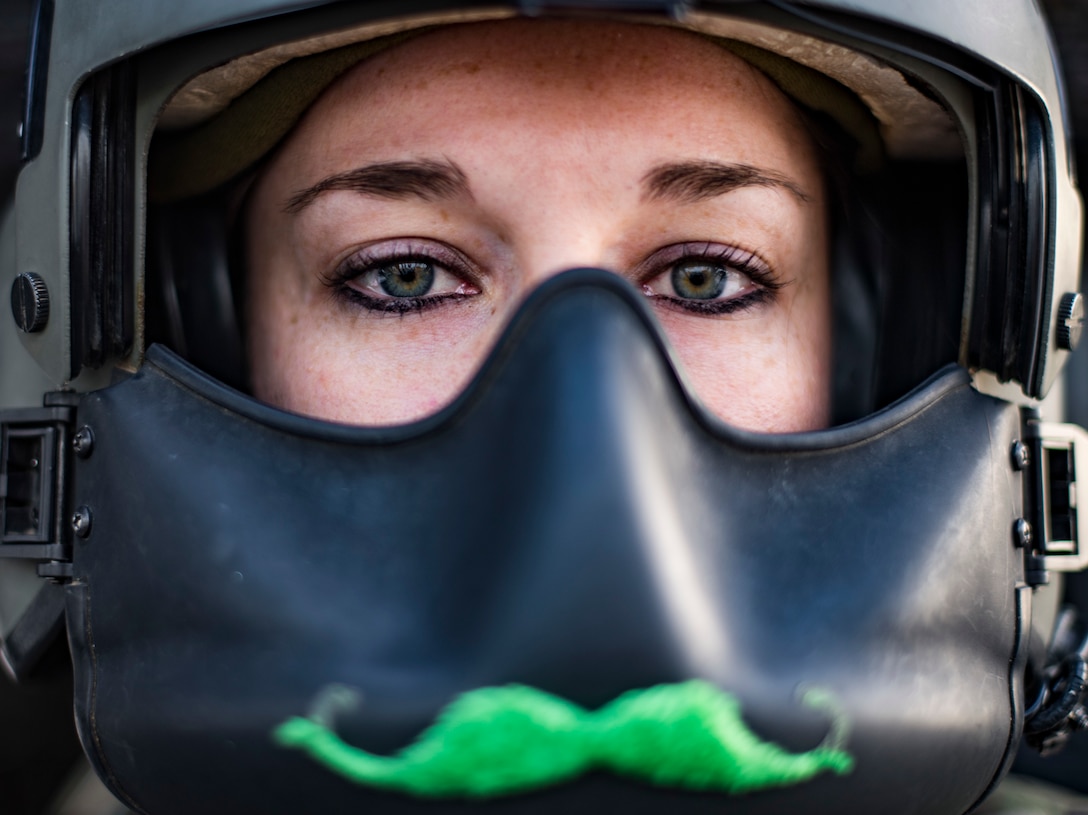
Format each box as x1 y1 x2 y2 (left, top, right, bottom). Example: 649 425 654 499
0 397 76 582
1023 420 1088 584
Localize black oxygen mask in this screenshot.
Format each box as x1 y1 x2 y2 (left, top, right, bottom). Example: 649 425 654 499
67 269 1028 814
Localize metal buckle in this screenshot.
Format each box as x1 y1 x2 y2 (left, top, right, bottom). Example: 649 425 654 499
1026 422 1088 573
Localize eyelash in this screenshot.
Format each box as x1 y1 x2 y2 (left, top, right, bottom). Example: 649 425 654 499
323 240 781 316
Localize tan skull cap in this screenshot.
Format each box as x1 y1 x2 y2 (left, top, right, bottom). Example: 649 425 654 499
149 8 961 201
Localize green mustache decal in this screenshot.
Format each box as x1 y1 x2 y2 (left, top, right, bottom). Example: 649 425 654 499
273 680 854 799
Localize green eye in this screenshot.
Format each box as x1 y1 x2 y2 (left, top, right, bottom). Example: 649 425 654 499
379 261 435 298
671 261 726 300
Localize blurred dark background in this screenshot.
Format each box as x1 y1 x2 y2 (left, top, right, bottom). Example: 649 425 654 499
1044 1 1088 203
0 0 1087 812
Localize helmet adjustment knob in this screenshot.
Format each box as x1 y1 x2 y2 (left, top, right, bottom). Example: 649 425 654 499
1057 292 1084 352
11 272 50 333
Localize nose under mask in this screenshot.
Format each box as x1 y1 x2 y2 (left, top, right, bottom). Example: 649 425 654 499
68 269 1027 815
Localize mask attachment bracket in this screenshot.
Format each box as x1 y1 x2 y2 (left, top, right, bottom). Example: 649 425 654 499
0 399 75 581
1023 605 1088 755
1022 420 1088 584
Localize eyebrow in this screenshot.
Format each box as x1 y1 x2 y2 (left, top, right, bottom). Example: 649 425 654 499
641 161 811 204
284 158 471 213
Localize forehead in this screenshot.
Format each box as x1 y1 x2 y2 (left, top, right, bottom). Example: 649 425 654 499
276 19 816 173
348 20 773 100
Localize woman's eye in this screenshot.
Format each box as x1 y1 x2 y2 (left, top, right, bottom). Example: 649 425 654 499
352 259 468 302
668 261 745 300
328 241 481 314
640 245 780 316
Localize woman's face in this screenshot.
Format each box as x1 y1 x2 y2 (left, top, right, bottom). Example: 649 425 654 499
246 20 831 432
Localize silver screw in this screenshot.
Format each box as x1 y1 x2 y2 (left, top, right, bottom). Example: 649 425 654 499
1014 518 1033 549
1011 441 1030 471
72 426 94 458
72 506 93 539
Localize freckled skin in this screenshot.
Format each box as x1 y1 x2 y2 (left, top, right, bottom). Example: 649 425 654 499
246 19 831 431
